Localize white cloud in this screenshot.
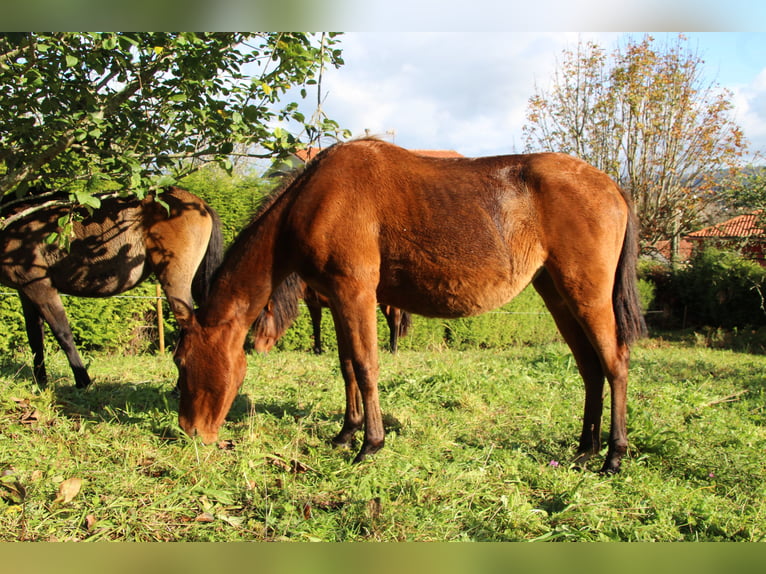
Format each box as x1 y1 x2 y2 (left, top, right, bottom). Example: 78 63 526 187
729 67 766 160
319 33 597 156
304 32 766 162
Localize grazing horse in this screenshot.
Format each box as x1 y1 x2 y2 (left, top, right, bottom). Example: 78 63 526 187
173 139 646 474
0 187 223 388
251 278 411 354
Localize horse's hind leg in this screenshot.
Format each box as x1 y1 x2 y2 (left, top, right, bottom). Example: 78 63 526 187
307 300 324 354
381 305 401 353
533 271 607 464
19 294 48 387
146 205 212 319
21 286 91 388
538 266 630 474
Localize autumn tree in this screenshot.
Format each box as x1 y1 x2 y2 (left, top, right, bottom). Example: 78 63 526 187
0 32 345 221
524 35 747 254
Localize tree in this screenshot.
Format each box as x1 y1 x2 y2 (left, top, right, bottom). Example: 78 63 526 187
524 35 747 252
723 165 766 213
0 32 345 222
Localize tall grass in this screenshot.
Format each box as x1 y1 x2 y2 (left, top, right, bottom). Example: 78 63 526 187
1 336 764 541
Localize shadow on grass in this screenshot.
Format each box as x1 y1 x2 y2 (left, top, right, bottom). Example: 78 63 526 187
1 360 256 437
2 359 352 446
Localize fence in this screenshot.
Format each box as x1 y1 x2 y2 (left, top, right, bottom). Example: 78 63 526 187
0 284 168 355
0 286 563 355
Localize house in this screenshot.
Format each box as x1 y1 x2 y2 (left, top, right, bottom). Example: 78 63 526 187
295 146 464 162
684 210 765 265
267 145 464 177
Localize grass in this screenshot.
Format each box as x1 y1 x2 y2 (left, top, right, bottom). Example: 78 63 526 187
1 339 765 541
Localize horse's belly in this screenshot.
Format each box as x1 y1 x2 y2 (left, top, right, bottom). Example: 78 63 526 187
378 263 531 319
48 243 148 297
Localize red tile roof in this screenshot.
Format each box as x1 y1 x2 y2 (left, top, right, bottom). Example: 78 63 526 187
293 148 322 163
411 149 464 158
293 147 463 163
687 210 764 239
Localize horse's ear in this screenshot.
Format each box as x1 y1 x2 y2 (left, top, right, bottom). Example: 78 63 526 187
171 298 197 329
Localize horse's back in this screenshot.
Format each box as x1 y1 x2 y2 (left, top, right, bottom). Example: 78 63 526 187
0 187 215 297
52 197 149 296
283 142 535 317
284 140 630 319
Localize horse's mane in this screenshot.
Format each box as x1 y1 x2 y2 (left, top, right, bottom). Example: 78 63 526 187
220 142 353 341
249 140 352 223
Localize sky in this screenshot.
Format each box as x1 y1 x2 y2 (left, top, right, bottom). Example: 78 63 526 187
294 32 766 162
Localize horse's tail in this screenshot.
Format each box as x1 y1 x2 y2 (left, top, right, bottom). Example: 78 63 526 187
251 273 305 345
613 195 647 346
191 206 225 305
399 310 412 338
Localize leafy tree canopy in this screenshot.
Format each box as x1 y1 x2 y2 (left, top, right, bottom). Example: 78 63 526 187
0 32 345 222
524 34 748 249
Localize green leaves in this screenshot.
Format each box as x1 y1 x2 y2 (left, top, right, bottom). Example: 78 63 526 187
72 190 101 210
0 32 346 209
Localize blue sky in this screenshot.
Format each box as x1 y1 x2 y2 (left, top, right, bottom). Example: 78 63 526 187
685 33 766 84
294 32 766 162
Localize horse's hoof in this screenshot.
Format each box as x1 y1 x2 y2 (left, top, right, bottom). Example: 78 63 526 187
352 440 385 464
331 435 354 450
598 461 622 475
352 451 368 464
571 452 592 470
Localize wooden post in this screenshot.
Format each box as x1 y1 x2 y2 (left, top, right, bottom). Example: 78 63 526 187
156 283 165 354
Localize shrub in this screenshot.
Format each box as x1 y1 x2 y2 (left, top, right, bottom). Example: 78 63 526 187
675 248 766 328
0 292 27 354
0 283 164 357
643 248 766 329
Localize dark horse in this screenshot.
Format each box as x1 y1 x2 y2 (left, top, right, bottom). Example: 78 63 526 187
0 186 223 388
173 139 646 474
251 278 411 354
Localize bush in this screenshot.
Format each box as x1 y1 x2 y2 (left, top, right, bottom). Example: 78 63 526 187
0 292 27 354
269 286 563 353
643 248 766 329
676 248 766 328
179 165 275 246
0 283 165 357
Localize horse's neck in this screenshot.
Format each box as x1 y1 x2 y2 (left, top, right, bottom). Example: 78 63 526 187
203 200 285 330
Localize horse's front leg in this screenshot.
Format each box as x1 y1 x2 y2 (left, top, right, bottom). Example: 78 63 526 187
331 352 364 448
329 290 385 462
19 294 48 387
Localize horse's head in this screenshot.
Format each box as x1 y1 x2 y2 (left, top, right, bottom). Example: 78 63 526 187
173 306 247 444
251 300 278 354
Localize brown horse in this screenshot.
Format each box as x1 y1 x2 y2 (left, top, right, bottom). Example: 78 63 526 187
251 278 411 354
174 139 646 474
0 186 223 388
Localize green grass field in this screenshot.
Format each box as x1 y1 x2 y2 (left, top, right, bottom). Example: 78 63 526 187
1 337 765 542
